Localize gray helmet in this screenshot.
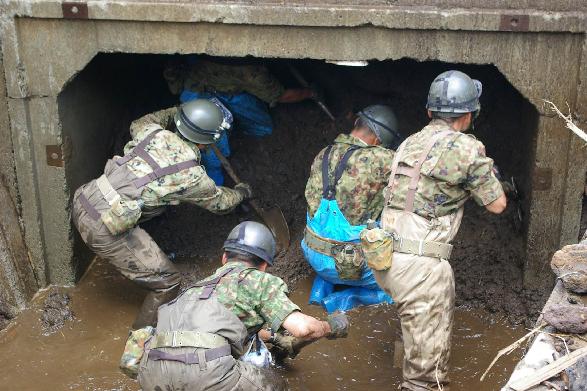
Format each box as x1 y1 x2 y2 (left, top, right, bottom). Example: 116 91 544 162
223 221 276 265
357 105 403 150
174 98 233 144
426 70 482 117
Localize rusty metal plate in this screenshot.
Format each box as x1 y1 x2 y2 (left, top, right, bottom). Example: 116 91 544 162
62 2 88 19
46 145 64 167
532 167 552 191
500 14 529 32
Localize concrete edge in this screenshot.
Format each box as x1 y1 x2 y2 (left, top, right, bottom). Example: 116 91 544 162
4 1 587 33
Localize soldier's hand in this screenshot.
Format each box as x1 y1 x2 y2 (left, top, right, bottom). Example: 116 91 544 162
326 311 349 339
234 183 253 200
270 333 300 359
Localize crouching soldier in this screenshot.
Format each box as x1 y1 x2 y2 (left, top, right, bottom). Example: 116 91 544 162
302 105 403 312
72 98 252 330
138 221 349 391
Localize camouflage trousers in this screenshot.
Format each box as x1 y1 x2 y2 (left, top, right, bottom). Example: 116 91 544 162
375 209 463 391
72 182 180 326
138 351 286 391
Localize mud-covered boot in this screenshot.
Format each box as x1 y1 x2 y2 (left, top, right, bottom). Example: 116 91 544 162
132 286 179 329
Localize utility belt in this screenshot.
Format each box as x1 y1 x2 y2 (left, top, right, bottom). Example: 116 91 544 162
148 345 232 365
150 330 228 349
79 174 143 235
392 234 453 260
306 225 453 260
304 227 364 281
147 330 232 365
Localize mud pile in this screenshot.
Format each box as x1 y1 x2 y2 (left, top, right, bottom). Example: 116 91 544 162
142 58 545 326
40 288 75 335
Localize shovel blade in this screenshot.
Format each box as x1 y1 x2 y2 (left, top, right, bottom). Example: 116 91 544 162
258 206 290 253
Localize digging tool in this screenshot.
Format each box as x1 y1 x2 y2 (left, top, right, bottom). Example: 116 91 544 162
287 64 336 121
210 144 290 252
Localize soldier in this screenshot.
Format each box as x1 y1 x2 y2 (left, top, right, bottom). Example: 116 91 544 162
137 221 349 391
72 98 252 330
302 105 404 311
372 71 507 390
164 57 315 185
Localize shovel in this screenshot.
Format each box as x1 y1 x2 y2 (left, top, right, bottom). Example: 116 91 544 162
210 144 290 252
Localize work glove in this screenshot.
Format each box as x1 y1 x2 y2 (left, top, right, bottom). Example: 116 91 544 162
500 177 520 201
270 333 301 360
234 182 253 200
326 311 349 339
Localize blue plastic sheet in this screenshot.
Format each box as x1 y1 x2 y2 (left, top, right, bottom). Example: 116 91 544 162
179 90 274 185
302 198 393 313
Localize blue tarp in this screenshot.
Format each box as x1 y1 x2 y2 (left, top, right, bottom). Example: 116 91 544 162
302 198 393 312
179 90 274 185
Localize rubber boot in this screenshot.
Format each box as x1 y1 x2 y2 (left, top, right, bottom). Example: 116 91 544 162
132 285 179 330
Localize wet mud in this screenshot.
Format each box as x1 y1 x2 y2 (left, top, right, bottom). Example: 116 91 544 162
0 259 524 390
40 288 75 335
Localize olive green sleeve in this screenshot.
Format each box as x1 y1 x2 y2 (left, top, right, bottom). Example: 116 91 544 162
129 107 177 140
174 169 244 214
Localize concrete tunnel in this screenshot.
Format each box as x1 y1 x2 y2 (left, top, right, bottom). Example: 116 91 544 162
0 1 586 326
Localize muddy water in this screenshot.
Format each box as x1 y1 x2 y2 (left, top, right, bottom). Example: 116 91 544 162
0 259 524 390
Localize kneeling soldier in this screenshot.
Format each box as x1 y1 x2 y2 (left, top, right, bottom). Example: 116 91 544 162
138 221 349 391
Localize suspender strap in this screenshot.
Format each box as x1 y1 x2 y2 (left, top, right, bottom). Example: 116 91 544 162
116 129 162 166
386 131 454 213
322 145 360 200
198 267 239 300
385 142 407 206
321 145 334 199
132 160 198 188
78 192 100 221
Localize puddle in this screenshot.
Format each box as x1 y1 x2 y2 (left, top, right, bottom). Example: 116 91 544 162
0 259 524 390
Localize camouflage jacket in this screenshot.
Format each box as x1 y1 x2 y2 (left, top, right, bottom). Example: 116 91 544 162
164 59 285 104
184 262 300 333
305 134 395 225
384 120 504 219
125 107 243 214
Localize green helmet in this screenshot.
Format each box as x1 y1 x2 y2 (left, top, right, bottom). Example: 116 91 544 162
174 98 233 144
426 70 482 117
223 221 276 265
357 105 403 149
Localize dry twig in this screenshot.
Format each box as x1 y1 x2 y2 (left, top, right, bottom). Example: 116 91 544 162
480 323 546 381
543 100 587 143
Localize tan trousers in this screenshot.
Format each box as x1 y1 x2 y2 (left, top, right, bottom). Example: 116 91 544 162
72 182 180 328
374 209 463 391
138 351 286 391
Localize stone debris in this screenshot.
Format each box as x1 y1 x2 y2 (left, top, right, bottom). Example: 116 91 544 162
551 243 587 293
543 304 587 334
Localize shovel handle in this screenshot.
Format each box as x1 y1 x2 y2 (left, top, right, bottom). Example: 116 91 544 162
209 144 264 215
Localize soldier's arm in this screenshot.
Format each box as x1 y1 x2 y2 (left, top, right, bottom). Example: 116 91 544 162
176 169 244 214
462 139 506 214
129 107 177 140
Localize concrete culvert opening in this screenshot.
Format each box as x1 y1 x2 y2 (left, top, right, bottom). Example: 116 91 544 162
54 53 543 388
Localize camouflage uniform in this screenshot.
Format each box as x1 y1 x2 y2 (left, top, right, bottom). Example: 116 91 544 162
165 59 285 105
138 261 300 390
72 107 244 328
373 120 503 391
305 133 395 225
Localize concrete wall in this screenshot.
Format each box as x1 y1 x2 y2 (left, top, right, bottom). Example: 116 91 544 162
0 1 585 290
